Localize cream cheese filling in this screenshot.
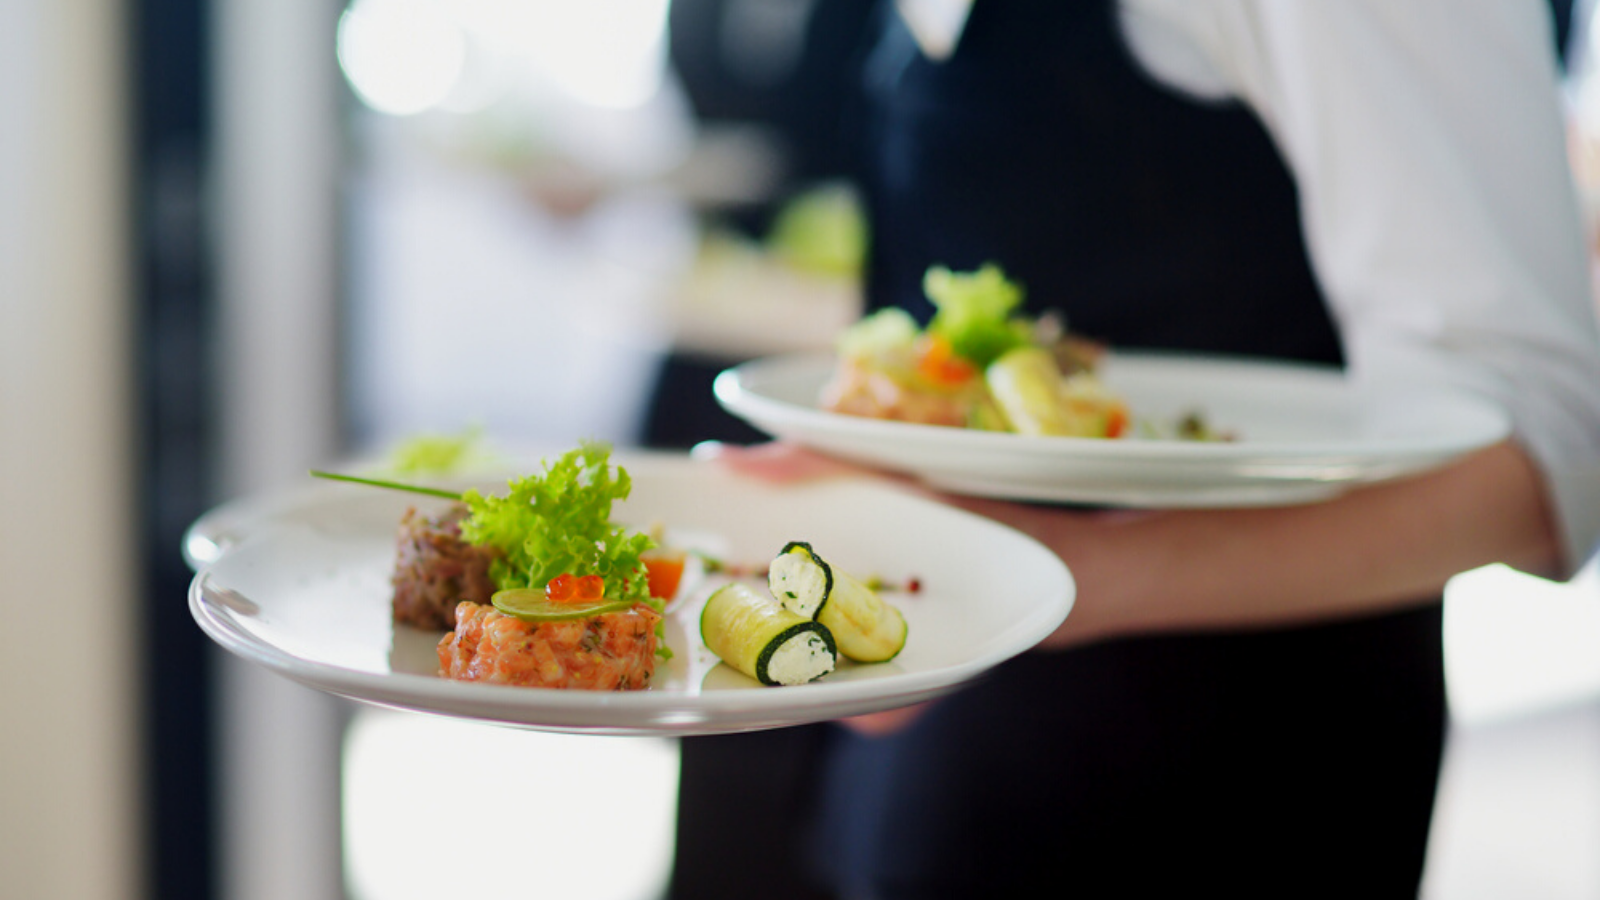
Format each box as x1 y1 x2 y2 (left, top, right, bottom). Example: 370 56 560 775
766 631 835 685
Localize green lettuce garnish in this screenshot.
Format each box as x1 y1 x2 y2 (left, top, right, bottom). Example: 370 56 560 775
924 263 1033 368
314 442 671 658
457 442 657 610
386 424 487 476
835 307 919 360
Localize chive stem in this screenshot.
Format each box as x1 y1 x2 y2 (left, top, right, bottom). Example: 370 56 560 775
309 470 463 500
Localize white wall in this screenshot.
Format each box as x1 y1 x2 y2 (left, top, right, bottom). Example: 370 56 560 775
0 1 141 898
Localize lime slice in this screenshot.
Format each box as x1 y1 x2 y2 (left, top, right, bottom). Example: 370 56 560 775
491 588 632 622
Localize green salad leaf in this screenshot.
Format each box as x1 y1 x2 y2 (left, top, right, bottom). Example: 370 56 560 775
386 424 487 476
924 263 1033 368
835 307 919 360
457 442 657 609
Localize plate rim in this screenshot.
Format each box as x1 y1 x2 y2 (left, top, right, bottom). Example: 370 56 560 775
714 350 1512 462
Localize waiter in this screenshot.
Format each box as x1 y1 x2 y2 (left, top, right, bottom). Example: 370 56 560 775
671 2 1600 897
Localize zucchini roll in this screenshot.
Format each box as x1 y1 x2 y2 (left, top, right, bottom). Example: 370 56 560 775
700 582 837 686
768 542 908 663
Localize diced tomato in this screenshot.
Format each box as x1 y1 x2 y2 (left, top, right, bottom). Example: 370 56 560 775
642 550 687 601
916 335 978 387
1105 405 1130 439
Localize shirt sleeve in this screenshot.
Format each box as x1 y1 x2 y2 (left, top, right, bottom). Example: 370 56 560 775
1124 0 1600 575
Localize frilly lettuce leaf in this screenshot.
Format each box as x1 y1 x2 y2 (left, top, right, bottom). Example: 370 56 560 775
924 263 1033 368
458 442 657 610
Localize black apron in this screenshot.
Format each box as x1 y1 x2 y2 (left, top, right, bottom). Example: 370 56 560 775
671 4 1445 897
859 0 1342 363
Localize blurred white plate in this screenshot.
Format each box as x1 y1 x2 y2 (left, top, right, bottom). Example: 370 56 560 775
714 352 1511 507
184 453 1073 736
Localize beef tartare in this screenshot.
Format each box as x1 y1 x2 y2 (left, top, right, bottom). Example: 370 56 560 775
391 503 500 631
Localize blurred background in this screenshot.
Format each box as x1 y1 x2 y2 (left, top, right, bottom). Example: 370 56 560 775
2 1 1598 898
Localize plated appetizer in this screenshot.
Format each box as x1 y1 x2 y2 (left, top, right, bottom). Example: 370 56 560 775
822 264 1226 441
316 442 680 691
316 444 915 693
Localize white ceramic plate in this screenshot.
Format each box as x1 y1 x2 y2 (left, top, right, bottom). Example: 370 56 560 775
184 453 1074 736
714 352 1512 507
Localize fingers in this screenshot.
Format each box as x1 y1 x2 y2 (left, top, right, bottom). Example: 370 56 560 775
691 440 880 484
836 701 933 736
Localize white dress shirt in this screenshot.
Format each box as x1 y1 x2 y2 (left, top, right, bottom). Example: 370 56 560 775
1114 0 1600 574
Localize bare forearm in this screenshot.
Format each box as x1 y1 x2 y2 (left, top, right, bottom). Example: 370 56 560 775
950 440 1561 648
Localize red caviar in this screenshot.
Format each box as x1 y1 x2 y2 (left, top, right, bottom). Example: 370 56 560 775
546 573 606 603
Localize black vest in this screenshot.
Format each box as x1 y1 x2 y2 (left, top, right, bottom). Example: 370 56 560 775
860 0 1344 366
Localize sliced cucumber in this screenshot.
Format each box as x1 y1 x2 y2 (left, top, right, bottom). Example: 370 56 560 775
700 582 837 686
769 542 908 664
492 587 632 622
